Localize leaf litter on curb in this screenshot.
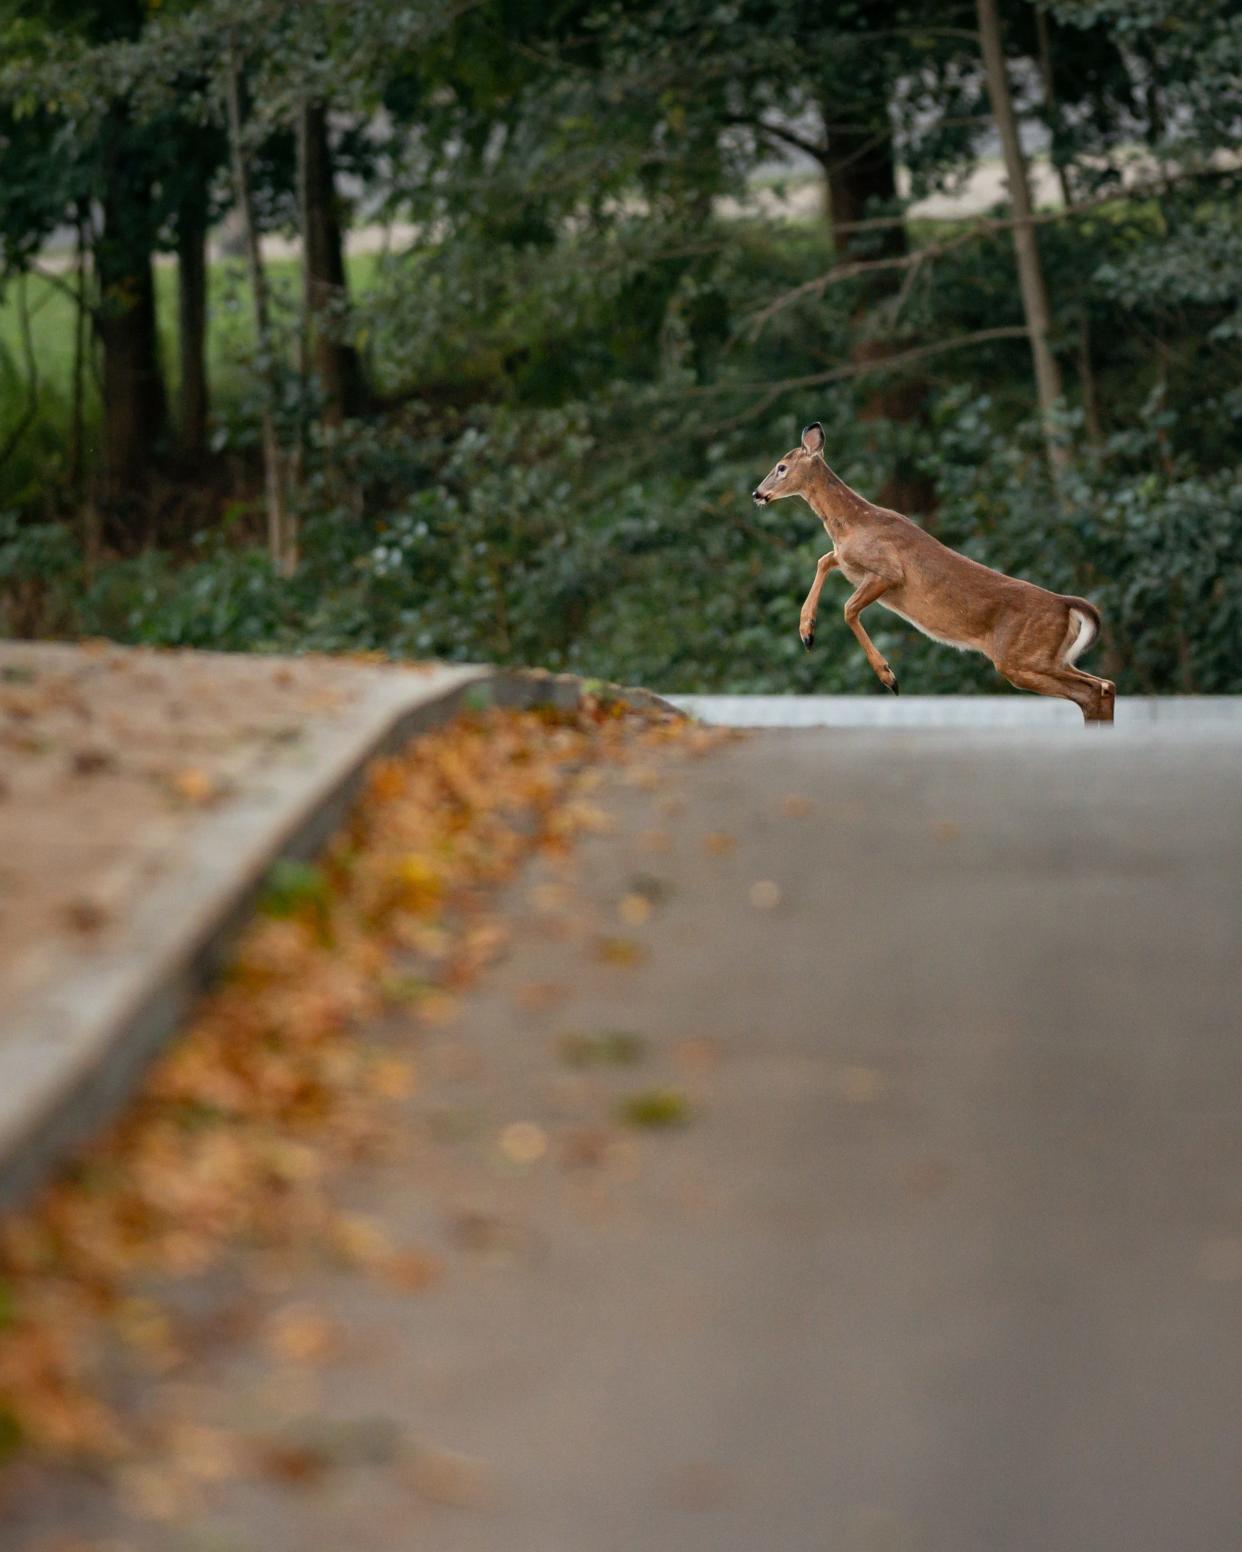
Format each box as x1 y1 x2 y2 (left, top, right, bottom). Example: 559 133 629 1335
0 700 733 1469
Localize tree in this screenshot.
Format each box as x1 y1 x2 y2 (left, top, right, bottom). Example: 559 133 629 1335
297 101 367 424
224 30 293 574
976 0 1066 480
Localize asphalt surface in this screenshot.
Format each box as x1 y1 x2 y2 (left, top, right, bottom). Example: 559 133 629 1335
9 723 1242 1551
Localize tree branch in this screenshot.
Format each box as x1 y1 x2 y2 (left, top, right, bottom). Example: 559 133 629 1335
691 327 1032 435
745 165 1234 337
726 116 828 163
28 262 97 316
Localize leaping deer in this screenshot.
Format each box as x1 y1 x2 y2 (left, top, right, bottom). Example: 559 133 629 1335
753 423 1115 724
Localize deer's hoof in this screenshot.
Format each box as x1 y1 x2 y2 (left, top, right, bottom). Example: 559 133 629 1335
884 674 900 695
800 627 814 651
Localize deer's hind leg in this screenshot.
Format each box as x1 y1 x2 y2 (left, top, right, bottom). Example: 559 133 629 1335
999 662 1114 725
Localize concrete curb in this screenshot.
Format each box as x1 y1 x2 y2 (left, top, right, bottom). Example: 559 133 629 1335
669 693 1242 730
0 665 682 1214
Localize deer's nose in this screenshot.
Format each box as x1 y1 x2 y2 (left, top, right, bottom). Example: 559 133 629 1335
752 488 766 503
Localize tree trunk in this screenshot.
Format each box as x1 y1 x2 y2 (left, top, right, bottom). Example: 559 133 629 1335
1034 5 1102 446
825 120 932 514
225 34 294 575
69 205 90 493
177 186 209 461
95 114 167 505
298 101 366 424
976 0 1067 480
826 125 905 263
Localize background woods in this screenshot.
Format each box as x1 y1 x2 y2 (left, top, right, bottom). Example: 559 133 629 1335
1 0 1239 693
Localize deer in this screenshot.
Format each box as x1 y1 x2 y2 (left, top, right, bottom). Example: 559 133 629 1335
752 423 1115 724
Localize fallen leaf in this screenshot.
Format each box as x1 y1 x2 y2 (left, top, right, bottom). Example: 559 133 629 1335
595 936 647 967
70 747 115 777
380 1249 443 1293
704 831 736 855
264 1305 340 1366
617 892 652 926
170 768 215 805
368 1056 417 1101
617 1089 691 1129
253 1439 331 1487
558 1031 647 1068
417 990 461 1025
63 897 107 933
327 1214 394 1269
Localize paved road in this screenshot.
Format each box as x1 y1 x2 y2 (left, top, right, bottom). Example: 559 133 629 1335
10 722 1242 1551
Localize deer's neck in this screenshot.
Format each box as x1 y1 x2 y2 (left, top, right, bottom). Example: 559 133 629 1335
803 461 876 540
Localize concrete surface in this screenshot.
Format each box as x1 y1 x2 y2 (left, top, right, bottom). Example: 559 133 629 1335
0 643 673 1213
671 692 1242 729
8 718 1241 1551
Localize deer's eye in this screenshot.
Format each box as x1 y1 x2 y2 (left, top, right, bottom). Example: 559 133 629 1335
777 464 787 475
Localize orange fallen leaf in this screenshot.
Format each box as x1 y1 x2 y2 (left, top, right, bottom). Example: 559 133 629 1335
368 1055 417 1100
264 1305 340 1366
327 1213 394 1268
381 1248 444 1293
595 936 648 967
253 1438 331 1486
617 892 652 926
170 767 215 804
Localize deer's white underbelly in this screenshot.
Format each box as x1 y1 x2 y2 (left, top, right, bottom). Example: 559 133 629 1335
879 599 974 653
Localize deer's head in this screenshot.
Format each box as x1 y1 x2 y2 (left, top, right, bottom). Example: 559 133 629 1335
752 422 825 506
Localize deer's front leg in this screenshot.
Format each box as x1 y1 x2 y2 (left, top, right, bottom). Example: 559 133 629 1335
799 551 839 650
843 574 899 693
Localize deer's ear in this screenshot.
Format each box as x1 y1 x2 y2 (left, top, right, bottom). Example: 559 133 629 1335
801 422 825 455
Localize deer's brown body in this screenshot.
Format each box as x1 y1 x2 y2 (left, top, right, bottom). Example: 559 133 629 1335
753 423 1115 723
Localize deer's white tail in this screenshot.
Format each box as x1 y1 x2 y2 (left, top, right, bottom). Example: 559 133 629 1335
1064 599 1101 665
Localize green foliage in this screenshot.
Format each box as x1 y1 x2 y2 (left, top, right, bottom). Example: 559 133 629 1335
0 0 1239 700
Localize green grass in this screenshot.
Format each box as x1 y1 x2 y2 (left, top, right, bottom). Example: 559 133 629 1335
0 251 382 489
